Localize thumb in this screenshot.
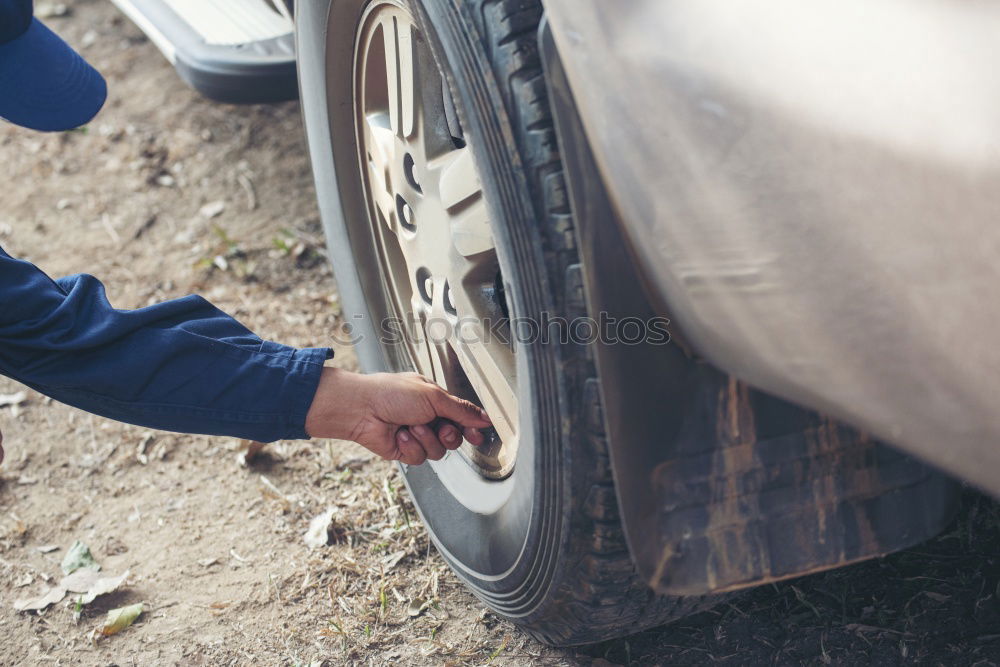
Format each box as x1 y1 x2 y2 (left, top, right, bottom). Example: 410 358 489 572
430 389 492 428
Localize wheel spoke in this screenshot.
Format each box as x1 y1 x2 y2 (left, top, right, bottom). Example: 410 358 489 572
365 113 396 172
382 15 417 139
451 332 517 446
381 16 400 135
406 294 438 378
451 197 494 257
439 146 480 208
364 114 398 231
437 147 494 256
398 21 417 139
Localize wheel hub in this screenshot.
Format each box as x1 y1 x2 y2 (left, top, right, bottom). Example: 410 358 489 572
355 1 519 479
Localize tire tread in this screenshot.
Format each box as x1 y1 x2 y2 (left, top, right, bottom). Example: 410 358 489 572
469 0 717 645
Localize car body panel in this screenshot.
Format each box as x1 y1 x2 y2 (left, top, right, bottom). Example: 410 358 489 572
541 23 959 596
543 0 1000 495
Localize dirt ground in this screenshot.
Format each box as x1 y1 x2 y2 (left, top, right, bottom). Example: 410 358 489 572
3 2 1000 665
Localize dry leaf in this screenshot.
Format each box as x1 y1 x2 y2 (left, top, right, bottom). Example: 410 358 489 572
60 568 101 593
407 597 431 618
13 585 66 612
61 569 129 604
95 602 143 638
304 508 337 549
61 540 100 575
382 550 406 571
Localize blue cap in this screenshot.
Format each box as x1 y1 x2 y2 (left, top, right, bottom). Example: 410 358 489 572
0 0 107 131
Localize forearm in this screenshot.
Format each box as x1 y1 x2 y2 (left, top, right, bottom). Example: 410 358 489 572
0 247 332 441
304 367 369 440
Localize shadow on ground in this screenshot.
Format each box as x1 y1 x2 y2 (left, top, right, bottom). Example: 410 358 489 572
567 491 1000 666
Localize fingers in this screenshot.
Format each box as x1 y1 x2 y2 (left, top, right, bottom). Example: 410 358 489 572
434 421 489 449
428 421 487 450
394 425 448 464
393 422 477 466
429 389 492 429
395 429 427 466
411 424 447 461
436 422 463 449
463 426 485 447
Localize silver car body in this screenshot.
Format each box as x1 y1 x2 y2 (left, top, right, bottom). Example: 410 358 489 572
544 0 1000 493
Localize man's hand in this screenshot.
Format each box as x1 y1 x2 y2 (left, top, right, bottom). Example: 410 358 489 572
304 368 492 465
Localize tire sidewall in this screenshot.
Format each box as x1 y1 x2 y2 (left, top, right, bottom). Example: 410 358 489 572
297 0 574 617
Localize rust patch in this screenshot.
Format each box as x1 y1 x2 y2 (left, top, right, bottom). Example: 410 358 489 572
702 379 764 590
648 372 956 596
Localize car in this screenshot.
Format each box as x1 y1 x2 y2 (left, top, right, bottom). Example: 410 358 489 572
113 0 1000 647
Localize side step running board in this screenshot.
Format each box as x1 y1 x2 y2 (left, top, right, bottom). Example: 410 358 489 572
110 0 297 103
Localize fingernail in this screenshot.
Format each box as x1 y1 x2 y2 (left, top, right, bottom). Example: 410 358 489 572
399 429 412 442
413 425 429 437
480 409 492 424
443 429 458 444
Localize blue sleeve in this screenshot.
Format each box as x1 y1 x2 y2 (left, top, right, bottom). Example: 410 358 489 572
0 246 332 442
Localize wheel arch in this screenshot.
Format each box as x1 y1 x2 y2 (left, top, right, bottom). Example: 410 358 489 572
539 18 961 597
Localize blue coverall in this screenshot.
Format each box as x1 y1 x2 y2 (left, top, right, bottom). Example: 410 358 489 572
0 246 332 442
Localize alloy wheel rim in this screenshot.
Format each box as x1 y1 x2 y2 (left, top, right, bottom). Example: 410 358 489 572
354 0 519 479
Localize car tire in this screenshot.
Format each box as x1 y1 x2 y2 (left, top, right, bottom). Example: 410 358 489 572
297 0 719 645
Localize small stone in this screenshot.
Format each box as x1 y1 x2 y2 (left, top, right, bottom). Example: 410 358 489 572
156 174 175 187
81 30 98 49
199 200 226 219
56 198 71 210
